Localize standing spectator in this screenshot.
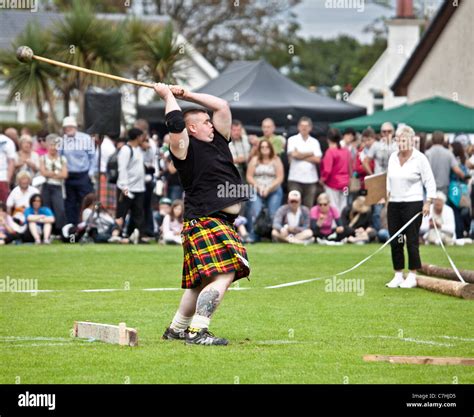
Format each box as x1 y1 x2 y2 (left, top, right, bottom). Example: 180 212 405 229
287 117 322 208
341 127 358 163
320 128 351 214
246 139 284 240
425 131 466 195
272 190 313 244
385 125 436 289
115 128 146 242
257 118 286 156
363 121 398 231
165 158 183 201
14 134 40 182
229 120 251 179
96 134 117 215
60 116 95 225
23 194 55 244
39 134 68 231
162 199 184 245
310 192 344 241
0 201 18 244
135 119 157 237
420 191 455 245
4 127 19 150
34 130 49 156
354 128 376 191
0 133 16 202
447 142 471 239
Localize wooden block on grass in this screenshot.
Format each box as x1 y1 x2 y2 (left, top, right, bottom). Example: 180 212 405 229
73 321 138 346
419 263 474 284
364 354 474 366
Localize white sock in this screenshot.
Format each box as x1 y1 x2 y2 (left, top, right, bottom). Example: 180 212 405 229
189 314 210 331
170 311 193 331
394 271 404 279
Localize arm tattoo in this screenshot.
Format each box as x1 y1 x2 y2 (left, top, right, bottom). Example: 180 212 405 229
196 288 220 318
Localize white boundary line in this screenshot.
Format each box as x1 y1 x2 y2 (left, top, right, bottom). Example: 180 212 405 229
363 335 454 347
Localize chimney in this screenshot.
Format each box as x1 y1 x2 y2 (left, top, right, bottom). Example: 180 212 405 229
396 0 415 18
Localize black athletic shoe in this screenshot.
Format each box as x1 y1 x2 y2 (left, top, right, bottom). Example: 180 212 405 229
162 326 187 341
185 327 229 346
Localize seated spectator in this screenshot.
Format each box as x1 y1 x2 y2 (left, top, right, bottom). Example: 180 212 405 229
272 190 314 244
14 134 40 183
246 139 284 240
6 171 40 233
40 134 68 231
420 191 456 245
310 193 344 241
234 215 250 242
162 199 184 245
0 201 19 244
154 197 172 240
23 194 55 244
340 196 376 244
80 193 127 244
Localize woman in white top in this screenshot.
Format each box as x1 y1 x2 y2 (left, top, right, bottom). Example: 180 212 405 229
385 125 436 289
40 134 68 230
162 199 184 245
14 134 40 182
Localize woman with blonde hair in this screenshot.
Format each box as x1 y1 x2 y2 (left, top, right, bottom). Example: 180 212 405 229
14 134 39 181
385 125 436 288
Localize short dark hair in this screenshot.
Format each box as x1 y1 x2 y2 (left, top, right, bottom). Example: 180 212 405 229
183 108 208 121
232 119 243 127
362 127 375 138
432 131 445 145
29 193 42 206
343 127 356 136
127 128 143 141
298 116 313 126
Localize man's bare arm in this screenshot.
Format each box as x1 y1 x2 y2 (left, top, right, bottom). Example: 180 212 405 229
170 86 231 140
154 83 189 160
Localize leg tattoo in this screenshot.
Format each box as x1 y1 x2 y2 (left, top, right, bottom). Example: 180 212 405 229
196 288 220 318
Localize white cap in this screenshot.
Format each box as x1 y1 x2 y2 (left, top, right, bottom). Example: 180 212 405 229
435 191 447 203
288 190 301 202
62 116 77 128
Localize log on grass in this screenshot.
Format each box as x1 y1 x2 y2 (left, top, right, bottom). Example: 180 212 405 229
416 275 474 300
419 264 474 284
364 354 474 366
73 321 138 346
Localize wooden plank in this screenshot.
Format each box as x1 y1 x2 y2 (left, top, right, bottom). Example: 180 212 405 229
416 275 474 300
364 172 387 205
419 263 474 284
364 354 474 366
74 321 138 346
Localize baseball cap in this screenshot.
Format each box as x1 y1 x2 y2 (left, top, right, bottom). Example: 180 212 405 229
62 116 78 128
159 197 172 206
288 190 301 202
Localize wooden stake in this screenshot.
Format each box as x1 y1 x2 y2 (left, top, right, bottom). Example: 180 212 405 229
419 263 474 284
364 354 474 366
416 275 474 300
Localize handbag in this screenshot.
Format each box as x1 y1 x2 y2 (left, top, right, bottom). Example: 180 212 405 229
254 207 272 238
448 180 470 208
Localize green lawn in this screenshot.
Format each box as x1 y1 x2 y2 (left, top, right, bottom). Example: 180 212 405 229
0 243 473 384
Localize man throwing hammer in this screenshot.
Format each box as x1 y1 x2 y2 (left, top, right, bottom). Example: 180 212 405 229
155 83 250 346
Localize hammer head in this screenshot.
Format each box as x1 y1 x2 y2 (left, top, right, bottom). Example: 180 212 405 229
16 46 34 63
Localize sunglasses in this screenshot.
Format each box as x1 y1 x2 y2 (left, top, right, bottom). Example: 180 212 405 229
381 130 393 134
319 203 328 206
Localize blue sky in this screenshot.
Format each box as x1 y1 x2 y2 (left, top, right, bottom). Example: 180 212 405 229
293 0 442 43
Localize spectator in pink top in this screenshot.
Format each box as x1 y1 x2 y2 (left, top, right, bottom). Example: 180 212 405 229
320 128 351 213
310 192 345 241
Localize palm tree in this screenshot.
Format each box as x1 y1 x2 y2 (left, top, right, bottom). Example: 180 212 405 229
0 21 61 130
51 0 131 123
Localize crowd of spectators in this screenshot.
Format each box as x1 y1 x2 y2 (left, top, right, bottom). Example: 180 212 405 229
0 114 473 246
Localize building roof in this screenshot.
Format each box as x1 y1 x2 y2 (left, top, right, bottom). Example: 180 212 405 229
391 0 461 96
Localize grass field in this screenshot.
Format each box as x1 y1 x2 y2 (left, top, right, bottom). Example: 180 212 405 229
0 243 473 384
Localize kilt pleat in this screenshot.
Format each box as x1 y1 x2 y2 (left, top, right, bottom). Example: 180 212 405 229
181 217 250 289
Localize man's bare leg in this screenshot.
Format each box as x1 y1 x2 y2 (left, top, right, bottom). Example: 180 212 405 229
168 280 205 333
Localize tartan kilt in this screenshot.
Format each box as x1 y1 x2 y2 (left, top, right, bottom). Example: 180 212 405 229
181 217 250 289
99 174 116 214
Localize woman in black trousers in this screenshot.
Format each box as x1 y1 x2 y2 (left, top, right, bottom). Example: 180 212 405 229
385 125 436 288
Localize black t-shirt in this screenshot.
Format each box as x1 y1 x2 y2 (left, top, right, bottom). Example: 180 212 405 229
170 130 247 219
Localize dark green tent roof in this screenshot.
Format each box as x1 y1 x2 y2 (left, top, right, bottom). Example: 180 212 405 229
331 96 474 133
